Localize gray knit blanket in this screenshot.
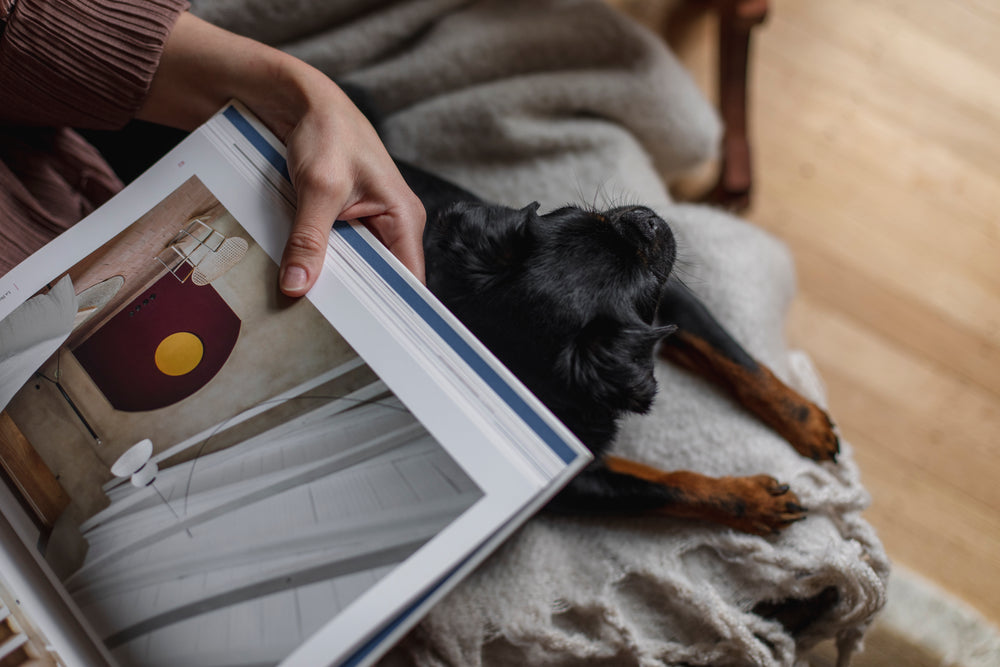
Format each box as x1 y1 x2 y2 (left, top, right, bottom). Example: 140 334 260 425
192 1 890 665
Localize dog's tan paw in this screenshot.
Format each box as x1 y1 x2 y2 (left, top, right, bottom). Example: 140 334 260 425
773 398 840 463
709 474 807 536
648 472 807 536
731 364 841 463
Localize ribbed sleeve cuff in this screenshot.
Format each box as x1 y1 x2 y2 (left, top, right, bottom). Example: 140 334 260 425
0 0 189 129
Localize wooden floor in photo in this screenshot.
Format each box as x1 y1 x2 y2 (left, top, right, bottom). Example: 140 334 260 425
611 0 1000 639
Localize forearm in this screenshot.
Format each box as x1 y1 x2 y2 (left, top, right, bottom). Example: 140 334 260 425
137 13 425 294
137 12 334 141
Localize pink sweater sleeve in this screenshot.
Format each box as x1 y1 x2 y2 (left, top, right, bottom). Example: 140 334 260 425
0 0 189 129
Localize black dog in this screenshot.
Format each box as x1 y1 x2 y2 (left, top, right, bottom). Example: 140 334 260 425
400 160 839 536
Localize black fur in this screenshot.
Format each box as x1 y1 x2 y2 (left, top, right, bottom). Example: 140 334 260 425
349 86 834 546
403 159 833 526
415 165 677 455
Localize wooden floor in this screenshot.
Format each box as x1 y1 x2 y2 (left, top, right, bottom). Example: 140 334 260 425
613 0 1000 628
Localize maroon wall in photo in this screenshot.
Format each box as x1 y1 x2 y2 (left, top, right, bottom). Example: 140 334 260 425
72 273 241 412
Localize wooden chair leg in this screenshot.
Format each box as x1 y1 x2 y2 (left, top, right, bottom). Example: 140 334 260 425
707 0 768 212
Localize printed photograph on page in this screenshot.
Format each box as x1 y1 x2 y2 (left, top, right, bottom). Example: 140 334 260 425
0 175 482 666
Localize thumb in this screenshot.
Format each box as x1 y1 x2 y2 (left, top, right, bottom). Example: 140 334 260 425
280 180 347 297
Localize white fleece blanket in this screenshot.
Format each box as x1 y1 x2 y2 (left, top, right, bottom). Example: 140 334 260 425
192 2 890 665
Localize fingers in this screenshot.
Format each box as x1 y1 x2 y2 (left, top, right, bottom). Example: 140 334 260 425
388 230 427 284
271 80 426 296
281 176 427 296
357 194 427 284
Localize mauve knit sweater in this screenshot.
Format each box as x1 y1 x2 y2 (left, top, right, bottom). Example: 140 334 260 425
0 0 188 276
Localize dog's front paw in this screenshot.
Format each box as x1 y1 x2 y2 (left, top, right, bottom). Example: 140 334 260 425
602 457 807 535
709 474 807 536
761 396 840 463
733 365 841 462
782 400 840 462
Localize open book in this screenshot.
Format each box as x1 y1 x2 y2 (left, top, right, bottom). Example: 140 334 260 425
0 102 591 667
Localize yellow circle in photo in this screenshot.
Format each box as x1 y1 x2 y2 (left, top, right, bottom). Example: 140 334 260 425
154 332 204 376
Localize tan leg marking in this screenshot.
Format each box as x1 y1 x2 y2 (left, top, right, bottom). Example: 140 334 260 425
604 455 806 535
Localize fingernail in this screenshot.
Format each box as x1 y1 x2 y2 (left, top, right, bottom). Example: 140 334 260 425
281 265 308 292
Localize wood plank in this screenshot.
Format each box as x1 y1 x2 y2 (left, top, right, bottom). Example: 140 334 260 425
0 412 70 528
747 6 1000 358
861 0 1000 71
821 366 1000 512
751 65 1000 281
750 80 1000 347
760 0 1000 180
788 241 1000 398
788 297 1000 474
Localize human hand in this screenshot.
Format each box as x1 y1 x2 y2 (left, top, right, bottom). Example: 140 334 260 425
271 80 426 296
138 13 425 296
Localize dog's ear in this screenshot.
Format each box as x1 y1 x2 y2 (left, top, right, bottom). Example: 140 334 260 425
483 202 538 264
557 317 675 414
436 201 538 266
426 201 540 298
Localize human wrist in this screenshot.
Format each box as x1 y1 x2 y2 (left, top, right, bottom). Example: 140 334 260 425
231 53 332 142
137 12 323 137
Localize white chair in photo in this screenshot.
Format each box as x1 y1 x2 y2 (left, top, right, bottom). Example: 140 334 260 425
154 217 247 286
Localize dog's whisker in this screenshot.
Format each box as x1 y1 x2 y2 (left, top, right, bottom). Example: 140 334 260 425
570 172 606 214
667 252 702 285
601 186 642 212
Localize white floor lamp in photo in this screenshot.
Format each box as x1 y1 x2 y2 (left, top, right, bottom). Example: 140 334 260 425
110 439 188 532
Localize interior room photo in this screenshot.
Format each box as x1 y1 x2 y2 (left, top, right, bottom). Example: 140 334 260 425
0 176 481 666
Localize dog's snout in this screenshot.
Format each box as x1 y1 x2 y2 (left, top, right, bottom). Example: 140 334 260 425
609 207 670 247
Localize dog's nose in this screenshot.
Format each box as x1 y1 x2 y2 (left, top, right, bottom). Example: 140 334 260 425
609 207 669 246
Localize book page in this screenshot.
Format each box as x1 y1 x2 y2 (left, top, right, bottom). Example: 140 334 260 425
0 103 590 667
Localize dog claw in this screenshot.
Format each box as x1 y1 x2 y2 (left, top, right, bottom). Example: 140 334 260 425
829 434 841 462
780 514 806 527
